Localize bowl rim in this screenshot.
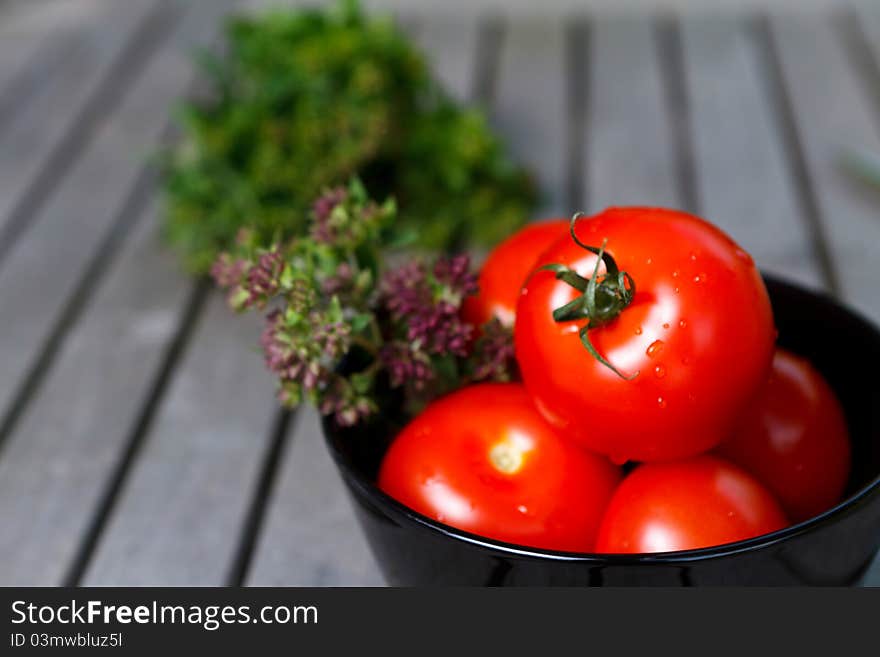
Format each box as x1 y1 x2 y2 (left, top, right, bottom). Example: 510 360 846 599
323 275 880 564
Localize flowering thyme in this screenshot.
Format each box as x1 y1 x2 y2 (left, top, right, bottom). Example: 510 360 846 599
381 255 476 357
212 178 516 426
470 318 518 382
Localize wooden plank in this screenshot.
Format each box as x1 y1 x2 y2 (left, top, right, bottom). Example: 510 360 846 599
411 15 479 101
0 198 192 586
0 0 103 115
586 17 678 211
82 290 277 586
0 0 105 37
770 13 880 321
0 0 212 433
681 16 822 288
0 0 159 239
493 17 567 216
0 28 81 134
246 409 384 586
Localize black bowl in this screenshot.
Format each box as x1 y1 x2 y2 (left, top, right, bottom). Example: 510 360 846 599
323 276 880 585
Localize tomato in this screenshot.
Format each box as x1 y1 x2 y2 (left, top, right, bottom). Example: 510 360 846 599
462 220 569 327
715 348 851 522
378 383 621 552
595 455 788 553
515 207 775 463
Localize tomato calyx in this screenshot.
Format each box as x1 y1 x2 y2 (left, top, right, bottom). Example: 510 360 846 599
537 213 638 380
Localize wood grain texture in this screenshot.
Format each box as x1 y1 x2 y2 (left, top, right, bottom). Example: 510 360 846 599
0 199 191 585
81 288 277 586
0 0 159 238
682 16 822 288
246 409 384 586
770 13 880 320
0 0 236 585
586 17 679 211
494 17 567 216
0 0 216 431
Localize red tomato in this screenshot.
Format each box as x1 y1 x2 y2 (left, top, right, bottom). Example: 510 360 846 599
595 455 788 553
515 207 775 463
715 348 851 522
378 383 621 552
462 220 569 327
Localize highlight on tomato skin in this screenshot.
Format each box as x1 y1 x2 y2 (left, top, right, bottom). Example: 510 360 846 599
594 455 789 554
462 219 569 328
715 348 851 523
515 207 776 464
377 382 622 553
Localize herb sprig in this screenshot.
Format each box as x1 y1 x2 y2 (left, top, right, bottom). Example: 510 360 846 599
212 180 517 426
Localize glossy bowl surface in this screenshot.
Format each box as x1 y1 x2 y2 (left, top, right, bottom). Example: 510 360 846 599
324 277 880 585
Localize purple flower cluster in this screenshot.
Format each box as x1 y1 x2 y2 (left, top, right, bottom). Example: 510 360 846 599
261 302 372 427
318 379 376 427
471 318 517 382
310 186 349 244
210 253 246 289
209 181 518 428
260 309 351 395
432 255 479 299
321 262 355 297
382 255 477 357
379 341 433 389
210 246 284 310
243 250 284 305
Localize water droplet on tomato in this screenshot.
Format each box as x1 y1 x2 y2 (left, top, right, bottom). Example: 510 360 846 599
645 257 653 265
646 340 664 357
634 326 643 335
654 364 666 379
679 319 687 328
517 504 529 514
657 397 667 409
674 286 680 294
662 322 670 330
693 273 707 284
689 252 698 261
672 270 680 278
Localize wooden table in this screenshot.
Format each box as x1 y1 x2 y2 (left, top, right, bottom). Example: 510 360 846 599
0 0 878 586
